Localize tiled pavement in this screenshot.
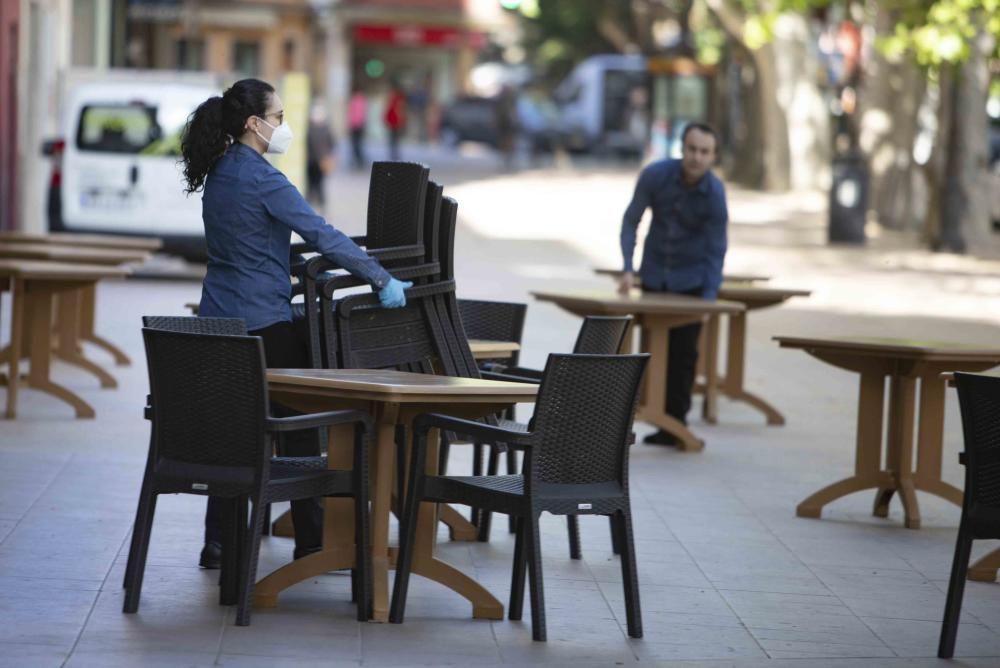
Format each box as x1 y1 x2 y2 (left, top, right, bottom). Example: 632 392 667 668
3 155 1000 666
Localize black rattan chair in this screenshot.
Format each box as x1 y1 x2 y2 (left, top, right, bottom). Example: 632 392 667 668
390 353 648 641
939 372 1000 657
124 328 372 625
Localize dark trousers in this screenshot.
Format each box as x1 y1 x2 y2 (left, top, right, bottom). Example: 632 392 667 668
205 319 323 550
350 128 365 169
306 162 325 205
388 127 402 161
644 285 703 424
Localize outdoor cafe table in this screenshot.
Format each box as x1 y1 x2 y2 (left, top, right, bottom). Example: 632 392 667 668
595 269 810 425
257 368 538 622
531 288 744 451
774 336 1000 529
0 230 162 252
0 259 130 418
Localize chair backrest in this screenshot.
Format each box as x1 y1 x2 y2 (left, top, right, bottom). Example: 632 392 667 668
366 161 429 249
458 299 527 366
438 196 458 281
954 372 1000 513
527 353 648 488
572 316 632 355
142 328 269 484
420 181 443 280
142 315 247 335
334 282 454 373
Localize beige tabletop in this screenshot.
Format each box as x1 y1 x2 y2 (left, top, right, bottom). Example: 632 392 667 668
468 339 521 359
0 242 148 265
0 258 131 281
775 334 1000 529
259 368 538 623
0 231 162 251
532 288 744 318
594 268 771 284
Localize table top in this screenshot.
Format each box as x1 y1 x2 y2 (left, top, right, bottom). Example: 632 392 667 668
532 288 744 316
775 335 1000 361
0 231 162 251
468 339 521 356
267 368 539 402
718 285 812 301
0 258 131 281
0 242 148 265
594 268 771 284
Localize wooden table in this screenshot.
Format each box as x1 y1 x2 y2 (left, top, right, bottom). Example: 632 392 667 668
257 368 538 622
594 268 771 284
0 231 162 251
531 288 743 451
468 339 520 360
0 259 130 418
775 336 1000 529
594 269 810 425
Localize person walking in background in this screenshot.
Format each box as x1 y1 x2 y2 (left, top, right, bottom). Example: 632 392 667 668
348 86 368 170
384 80 407 161
179 78 412 568
494 85 517 170
619 123 728 446
306 101 336 207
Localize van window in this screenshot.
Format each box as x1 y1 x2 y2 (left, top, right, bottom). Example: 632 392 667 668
76 104 183 156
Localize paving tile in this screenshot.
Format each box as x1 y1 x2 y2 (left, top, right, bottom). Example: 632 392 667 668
0 642 68 668
862 616 1000 657
64 650 218 668
0 586 97 648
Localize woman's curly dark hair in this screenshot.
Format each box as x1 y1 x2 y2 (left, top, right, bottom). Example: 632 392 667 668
180 78 274 194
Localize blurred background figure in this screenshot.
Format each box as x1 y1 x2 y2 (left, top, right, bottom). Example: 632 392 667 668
624 85 649 162
306 101 336 208
408 74 431 143
495 84 517 170
348 86 368 170
384 80 407 161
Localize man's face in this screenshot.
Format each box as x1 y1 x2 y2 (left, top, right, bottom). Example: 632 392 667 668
680 128 717 183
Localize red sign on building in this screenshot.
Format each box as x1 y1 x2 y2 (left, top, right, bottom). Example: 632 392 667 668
353 24 485 49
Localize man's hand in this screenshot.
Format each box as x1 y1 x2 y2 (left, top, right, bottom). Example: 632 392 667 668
617 271 634 296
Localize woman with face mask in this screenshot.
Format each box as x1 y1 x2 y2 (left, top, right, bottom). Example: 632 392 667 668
179 78 411 568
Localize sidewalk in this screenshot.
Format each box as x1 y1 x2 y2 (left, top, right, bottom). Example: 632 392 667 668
2 157 1000 667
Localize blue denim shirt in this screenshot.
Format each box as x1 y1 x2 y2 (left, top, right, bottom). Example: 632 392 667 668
620 159 728 300
198 142 391 331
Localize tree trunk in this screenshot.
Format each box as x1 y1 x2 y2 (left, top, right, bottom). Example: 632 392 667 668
933 25 993 253
859 3 925 230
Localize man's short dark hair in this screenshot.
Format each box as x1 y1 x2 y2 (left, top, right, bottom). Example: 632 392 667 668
681 122 718 149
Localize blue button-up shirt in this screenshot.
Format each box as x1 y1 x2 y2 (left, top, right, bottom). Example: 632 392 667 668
620 159 728 300
199 142 391 331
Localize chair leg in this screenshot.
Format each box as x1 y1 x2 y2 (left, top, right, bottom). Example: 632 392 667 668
477 446 502 542
437 432 451 476
567 516 582 560
508 516 527 620
261 503 271 537
220 497 245 606
235 494 267 626
470 442 484 525
389 446 426 624
122 492 158 613
123 460 154 589
506 450 518 534
525 511 547 641
353 489 372 621
614 509 643 638
939 524 974 658
609 516 621 555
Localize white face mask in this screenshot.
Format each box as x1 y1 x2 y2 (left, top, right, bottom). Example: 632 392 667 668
254 117 293 154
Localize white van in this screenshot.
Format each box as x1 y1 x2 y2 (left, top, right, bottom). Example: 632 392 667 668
553 54 647 154
47 73 220 258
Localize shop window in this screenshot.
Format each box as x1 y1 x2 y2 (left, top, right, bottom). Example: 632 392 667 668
233 41 260 78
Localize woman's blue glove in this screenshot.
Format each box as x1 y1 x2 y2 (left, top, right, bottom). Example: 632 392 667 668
378 278 412 308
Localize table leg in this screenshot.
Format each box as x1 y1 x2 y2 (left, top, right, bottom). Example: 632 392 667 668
21 285 95 418
912 377 963 507
969 548 1000 582
700 314 719 425
438 504 477 541
873 375 919 528
53 290 117 389
636 320 704 452
721 312 785 426
78 284 130 366
4 278 24 418
254 424 360 607
406 428 504 619
798 371 890 519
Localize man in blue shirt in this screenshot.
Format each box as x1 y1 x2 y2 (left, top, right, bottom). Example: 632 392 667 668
619 123 728 445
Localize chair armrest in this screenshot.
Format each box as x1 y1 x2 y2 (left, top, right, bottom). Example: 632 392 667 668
412 413 533 447
480 370 540 385
267 409 373 433
350 235 366 246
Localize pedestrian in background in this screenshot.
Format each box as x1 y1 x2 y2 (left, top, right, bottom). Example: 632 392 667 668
348 86 368 170
384 80 407 161
306 101 336 207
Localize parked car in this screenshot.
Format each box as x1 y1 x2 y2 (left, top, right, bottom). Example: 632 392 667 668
439 93 562 154
46 73 219 259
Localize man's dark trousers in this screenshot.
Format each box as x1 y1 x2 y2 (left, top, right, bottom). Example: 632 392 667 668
644 285 703 424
